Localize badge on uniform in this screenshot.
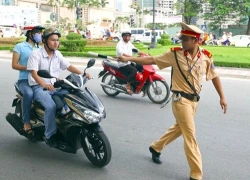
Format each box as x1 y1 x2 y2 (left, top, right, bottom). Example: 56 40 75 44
211 62 215 70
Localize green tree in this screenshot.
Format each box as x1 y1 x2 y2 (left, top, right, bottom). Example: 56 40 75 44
145 23 167 30
62 0 108 26
203 0 235 36
54 16 72 33
88 0 100 8
143 9 151 15
129 4 143 27
115 16 129 31
233 0 250 35
99 0 109 8
62 0 100 9
175 0 205 24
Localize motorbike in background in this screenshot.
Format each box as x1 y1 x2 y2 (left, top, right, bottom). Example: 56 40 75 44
89 50 170 104
6 59 112 167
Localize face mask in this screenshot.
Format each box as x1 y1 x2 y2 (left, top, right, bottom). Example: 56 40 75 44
33 33 42 43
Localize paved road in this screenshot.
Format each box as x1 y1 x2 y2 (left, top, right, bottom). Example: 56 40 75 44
0 60 249 180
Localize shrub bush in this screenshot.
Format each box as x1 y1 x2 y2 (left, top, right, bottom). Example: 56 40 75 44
65 33 82 40
0 46 13 50
157 34 172 46
161 34 170 39
61 51 115 57
61 33 87 52
0 37 24 45
87 40 116 46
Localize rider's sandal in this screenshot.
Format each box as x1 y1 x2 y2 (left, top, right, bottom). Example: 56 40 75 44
126 88 133 95
24 128 36 142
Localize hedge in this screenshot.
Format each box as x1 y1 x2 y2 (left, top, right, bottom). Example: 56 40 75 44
0 46 13 50
214 61 250 68
61 51 115 57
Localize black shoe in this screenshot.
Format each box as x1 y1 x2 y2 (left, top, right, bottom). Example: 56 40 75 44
190 177 201 180
149 146 162 164
45 134 58 148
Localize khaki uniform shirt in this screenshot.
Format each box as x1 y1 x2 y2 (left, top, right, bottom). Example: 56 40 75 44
153 47 218 94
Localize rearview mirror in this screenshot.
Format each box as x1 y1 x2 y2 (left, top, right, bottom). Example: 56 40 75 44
132 48 139 53
37 70 55 79
87 59 95 68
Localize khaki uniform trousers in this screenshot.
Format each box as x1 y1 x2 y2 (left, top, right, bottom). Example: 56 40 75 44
151 97 202 180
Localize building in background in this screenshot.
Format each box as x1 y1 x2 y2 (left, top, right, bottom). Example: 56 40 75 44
116 0 122 11
135 0 177 16
115 0 132 32
0 0 118 34
0 0 14 5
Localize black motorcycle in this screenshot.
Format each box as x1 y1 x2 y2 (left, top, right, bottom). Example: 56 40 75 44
6 59 112 167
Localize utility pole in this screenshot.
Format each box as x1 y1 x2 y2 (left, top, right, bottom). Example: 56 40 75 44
75 0 78 28
150 0 156 48
142 0 144 28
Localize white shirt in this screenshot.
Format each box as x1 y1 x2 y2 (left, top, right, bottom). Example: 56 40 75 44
116 39 136 67
222 34 227 40
209 34 213 40
27 47 70 86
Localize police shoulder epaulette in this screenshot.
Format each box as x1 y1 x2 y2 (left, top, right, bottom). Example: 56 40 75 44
202 49 212 58
171 47 182 51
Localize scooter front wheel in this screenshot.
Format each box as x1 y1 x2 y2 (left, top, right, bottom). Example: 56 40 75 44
147 80 170 104
81 129 112 167
101 73 120 96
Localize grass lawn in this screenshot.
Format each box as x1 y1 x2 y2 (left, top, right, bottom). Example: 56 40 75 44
0 37 249 68
148 45 250 62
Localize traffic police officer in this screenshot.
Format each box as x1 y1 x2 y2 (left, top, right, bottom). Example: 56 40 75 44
117 22 228 180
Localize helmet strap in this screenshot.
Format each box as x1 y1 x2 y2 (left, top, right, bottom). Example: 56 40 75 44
45 42 55 52
30 33 36 44
44 39 59 52
27 34 38 47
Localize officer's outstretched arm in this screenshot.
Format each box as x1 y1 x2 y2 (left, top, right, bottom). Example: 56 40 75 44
118 56 155 65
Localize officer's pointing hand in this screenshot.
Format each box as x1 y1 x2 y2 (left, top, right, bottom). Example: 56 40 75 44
220 98 227 114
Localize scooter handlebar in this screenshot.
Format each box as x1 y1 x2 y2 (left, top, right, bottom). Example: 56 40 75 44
88 51 99 57
88 51 117 61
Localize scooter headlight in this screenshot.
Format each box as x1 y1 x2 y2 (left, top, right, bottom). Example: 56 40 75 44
72 102 104 124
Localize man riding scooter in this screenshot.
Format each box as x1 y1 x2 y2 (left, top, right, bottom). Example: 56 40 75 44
27 27 90 148
116 31 145 94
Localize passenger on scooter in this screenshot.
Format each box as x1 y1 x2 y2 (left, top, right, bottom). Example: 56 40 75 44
27 27 90 148
12 25 45 140
116 31 145 94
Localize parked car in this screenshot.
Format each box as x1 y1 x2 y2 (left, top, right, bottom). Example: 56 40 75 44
133 30 167 43
130 28 149 40
230 35 250 47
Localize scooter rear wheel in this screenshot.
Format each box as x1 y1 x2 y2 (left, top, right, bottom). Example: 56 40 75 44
101 73 120 97
147 80 170 104
81 129 112 167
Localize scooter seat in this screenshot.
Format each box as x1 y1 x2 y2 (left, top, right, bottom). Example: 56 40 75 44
103 60 119 70
33 95 64 111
